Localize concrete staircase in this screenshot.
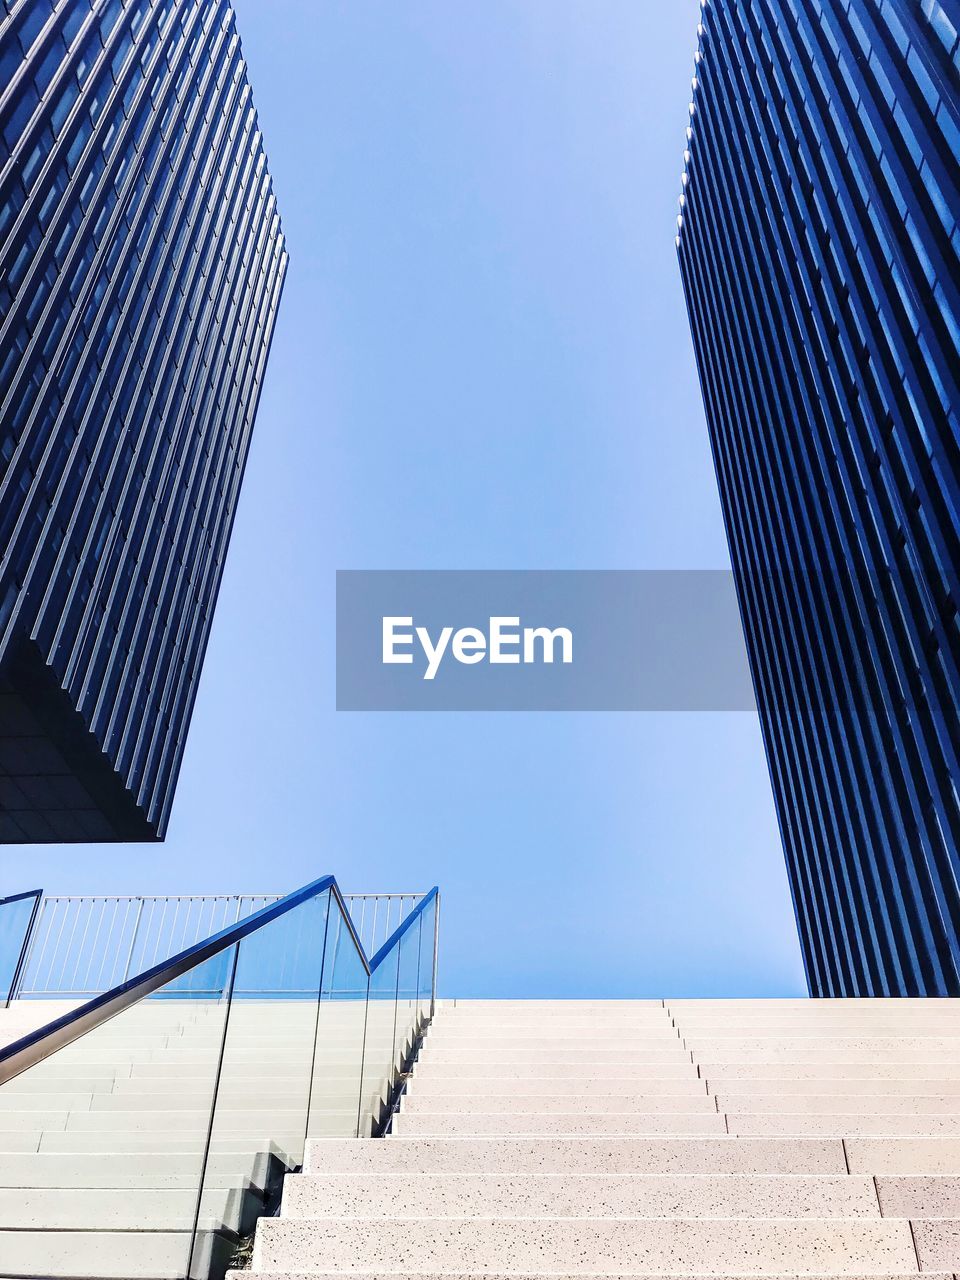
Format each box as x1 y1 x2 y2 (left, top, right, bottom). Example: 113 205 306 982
236 999 960 1279
0 998 376 1278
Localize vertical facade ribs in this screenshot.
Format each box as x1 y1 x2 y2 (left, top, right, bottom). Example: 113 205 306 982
678 0 960 994
0 0 287 841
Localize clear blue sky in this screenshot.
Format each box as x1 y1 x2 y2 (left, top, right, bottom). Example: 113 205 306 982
2 1 807 997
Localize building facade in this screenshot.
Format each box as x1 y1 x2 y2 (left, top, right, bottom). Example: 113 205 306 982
0 0 286 841
678 0 960 995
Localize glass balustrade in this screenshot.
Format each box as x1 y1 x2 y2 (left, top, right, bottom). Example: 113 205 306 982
0 878 439 1280
0 890 41 1007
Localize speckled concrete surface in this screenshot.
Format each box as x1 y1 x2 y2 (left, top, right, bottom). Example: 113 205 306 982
401 1093 715 1113
803 1140 960 1174
910 1219 960 1271
304 1136 848 1175
231 1273 958 1280
242 1000 960 1278
703 1065 960 1081
414 1061 699 1080
696 1051 960 1064
875 1177 960 1218
424 1034 686 1044
430 1023 677 1036
684 1040 960 1053
412 1077 709 1097
390 1112 728 1137
281 1173 882 1220
423 1049 694 1064
718 1096 960 1114
727 1115 960 1137
710 1081 960 1096
414 1079 709 1099
251 1215 919 1274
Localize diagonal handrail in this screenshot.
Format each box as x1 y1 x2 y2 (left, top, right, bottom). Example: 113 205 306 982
0 877 439 1086
368 885 439 970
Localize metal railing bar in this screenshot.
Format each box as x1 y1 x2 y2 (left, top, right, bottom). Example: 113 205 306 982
121 898 145 986
152 897 169 972
30 898 59 994
58 899 84 998
40 901 67 988
369 897 380 957
431 892 441 1019
80 898 109 994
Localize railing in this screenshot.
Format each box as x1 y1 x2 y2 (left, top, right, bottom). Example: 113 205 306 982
342 893 422 956
0 889 41 1006
7 891 422 999
0 876 439 1279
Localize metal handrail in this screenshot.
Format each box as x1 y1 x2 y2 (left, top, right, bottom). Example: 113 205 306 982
0 878 439 1086
1 889 41 1008
368 888 439 970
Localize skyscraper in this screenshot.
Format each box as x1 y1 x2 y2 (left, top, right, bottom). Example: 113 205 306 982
678 0 960 996
0 0 287 842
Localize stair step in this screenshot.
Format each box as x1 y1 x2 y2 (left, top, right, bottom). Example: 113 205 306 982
305 1137 847 1175
715 1095 960 1114
707 1079 960 1094
428 1020 676 1030
843 1139 960 1174
421 1050 692 1064
910 1219 960 1270
0 1229 195 1279
874 1176 960 1217
685 1039 960 1052
230 1273 951 1280
0 1186 247 1231
280 1172 882 1219
442 1001 666 1011
0 1150 277 1189
422 1034 686 1044
389 1113 728 1136
409 1077 709 1097
250 1214 922 1274
726 1115 960 1137
696 1052 960 1064
400 1094 716 1113
32 1133 295 1158
413 1062 699 1080
702 1064 960 1081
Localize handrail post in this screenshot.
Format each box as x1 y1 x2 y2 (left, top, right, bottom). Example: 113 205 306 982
122 899 146 984
5 891 43 1008
431 891 440 1018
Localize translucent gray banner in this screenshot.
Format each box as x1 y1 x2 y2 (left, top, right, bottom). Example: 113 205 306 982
335 570 757 711
336 570 755 711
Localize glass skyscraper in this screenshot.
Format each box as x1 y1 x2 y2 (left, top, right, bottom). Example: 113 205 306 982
0 0 287 842
679 0 960 996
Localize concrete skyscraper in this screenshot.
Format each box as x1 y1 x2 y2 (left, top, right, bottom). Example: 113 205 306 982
0 0 287 841
679 0 960 995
